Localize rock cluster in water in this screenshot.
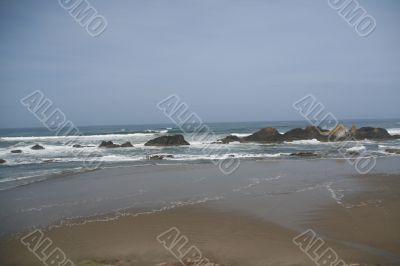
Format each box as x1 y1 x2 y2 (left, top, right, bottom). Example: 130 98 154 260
99 141 133 148
217 124 398 144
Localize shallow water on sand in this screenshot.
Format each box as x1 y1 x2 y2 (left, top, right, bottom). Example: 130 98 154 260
0 157 399 236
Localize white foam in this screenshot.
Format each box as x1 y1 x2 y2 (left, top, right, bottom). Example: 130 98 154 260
387 128 400 136
379 144 400 149
169 152 289 161
346 145 366 152
231 133 252 137
284 139 321 145
325 182 345 205
233 175 281 192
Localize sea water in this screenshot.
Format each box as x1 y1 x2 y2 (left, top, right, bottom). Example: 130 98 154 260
0 119 399 190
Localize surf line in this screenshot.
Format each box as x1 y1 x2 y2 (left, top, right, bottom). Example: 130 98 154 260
20 90 103 170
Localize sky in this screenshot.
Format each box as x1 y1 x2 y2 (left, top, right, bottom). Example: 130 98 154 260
0 0 399 128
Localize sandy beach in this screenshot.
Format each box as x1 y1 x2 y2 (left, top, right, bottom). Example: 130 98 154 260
0 158 399 266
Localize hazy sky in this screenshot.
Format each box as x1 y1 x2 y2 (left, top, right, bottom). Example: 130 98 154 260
0 0 399 128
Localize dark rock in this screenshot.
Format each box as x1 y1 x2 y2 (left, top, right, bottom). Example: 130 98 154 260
243 127 283 142
290 152 319 157
386 149 400 155
99 141 119 148
147 154 174 160
284 126 326 141
347 151 360 156
31 144 44 150
72 144 94 148
120 141 133 147
353 127 392 140
218 135 241 144
11 149 22 153
0 159 5 164
144 135 190 146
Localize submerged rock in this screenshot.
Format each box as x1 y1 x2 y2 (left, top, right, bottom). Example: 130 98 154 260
11 149 22 153
290 152 319 157
386 149 400 154
147 154 174 160
144 135 190 146
347 151 360 156
72 144 95 148
31 144 44 150
0 159 5 164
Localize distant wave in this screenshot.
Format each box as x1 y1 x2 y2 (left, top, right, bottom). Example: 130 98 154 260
0 133 157 142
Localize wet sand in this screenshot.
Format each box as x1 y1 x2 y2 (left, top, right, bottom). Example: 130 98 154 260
0 204 388 266
311 173 400 261
0 158 399 265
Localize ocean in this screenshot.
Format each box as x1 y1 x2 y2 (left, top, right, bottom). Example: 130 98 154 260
0 119 399 190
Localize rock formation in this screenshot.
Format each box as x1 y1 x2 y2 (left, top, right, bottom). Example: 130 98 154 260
243 127 283 142
99 141 133 148
144 135 190 146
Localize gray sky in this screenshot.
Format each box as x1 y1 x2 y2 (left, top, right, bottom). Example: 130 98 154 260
0 0 399 128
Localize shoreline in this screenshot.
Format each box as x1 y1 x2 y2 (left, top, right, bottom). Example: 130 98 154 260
2 154 400 192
